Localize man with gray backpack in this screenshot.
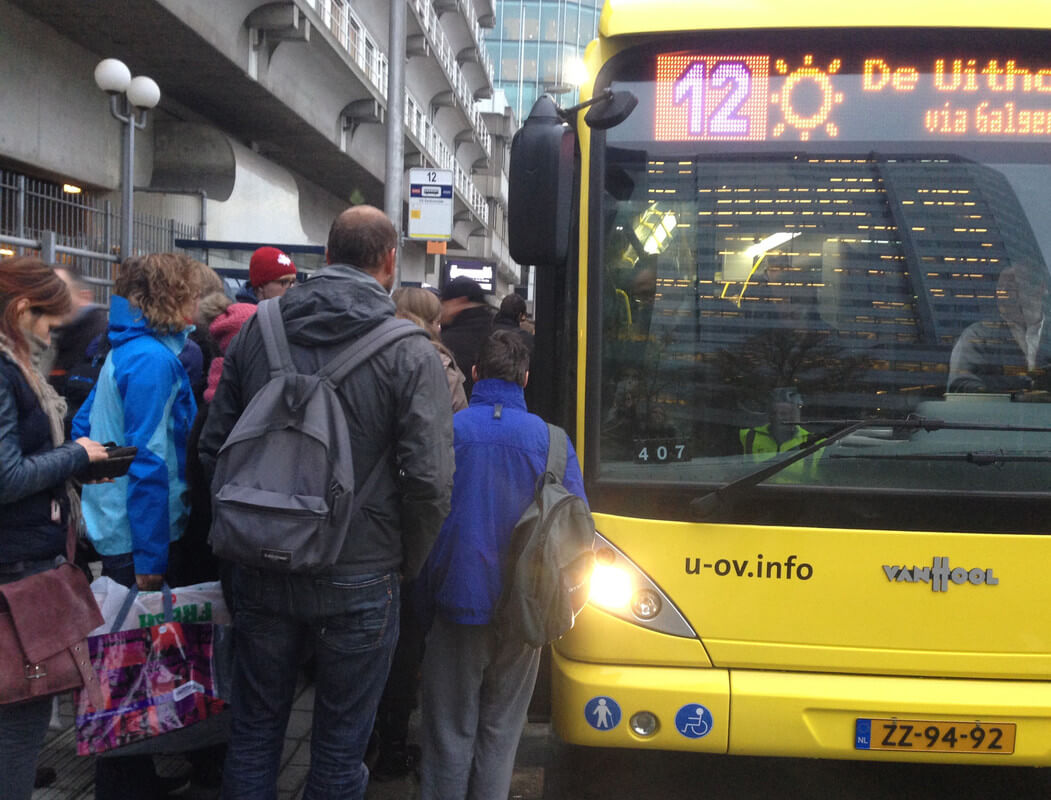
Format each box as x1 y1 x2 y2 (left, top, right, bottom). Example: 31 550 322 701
198 205 454 800
417 329 592 800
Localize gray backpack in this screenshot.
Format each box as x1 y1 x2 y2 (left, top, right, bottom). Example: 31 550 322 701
497 424 596 647
209 298 422 573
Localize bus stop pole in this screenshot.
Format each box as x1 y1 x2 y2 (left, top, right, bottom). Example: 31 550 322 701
384 0 407 287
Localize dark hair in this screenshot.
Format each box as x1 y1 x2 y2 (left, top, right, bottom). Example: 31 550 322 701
0 257 72 367
440 276 484 302
475 329 529 386
327 205 398 271
114 253 202 334
499 293 527 321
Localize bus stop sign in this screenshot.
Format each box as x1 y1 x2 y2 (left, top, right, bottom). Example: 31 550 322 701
408 168 453 240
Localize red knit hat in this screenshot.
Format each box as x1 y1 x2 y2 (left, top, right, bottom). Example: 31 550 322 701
249 246 296 288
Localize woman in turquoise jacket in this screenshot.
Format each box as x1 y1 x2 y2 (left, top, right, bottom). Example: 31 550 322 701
72 253 202 800
74 254 200 589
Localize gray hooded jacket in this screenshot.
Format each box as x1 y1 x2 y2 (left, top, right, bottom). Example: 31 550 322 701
198 264 454 579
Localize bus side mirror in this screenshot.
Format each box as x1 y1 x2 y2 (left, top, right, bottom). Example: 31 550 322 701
509 96 576 267
584 90 638 130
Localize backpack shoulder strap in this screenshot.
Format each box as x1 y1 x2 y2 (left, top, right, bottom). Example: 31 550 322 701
320 317 423 387
544 422 569 484
257 298 296 378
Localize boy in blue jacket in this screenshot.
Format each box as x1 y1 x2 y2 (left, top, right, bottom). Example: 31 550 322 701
418 329 587 800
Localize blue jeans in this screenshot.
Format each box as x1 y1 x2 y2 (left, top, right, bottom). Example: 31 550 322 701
0 694 52 800
221 567 399 800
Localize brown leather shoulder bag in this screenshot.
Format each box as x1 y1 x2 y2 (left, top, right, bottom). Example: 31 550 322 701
0 559 104 709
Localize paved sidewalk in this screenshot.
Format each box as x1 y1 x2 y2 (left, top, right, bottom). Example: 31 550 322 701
32 682 550 799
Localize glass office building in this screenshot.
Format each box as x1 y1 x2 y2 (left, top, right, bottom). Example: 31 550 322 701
488 0 602 123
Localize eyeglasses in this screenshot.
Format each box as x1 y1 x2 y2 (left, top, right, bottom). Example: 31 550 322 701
271 277 296 289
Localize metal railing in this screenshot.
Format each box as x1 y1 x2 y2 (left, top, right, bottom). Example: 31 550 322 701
306 0 492 162
0 170 200 301
315 0 390 97
405 94 454 171
454 163 489 225
401 93 488 223
409 0 492 157
413 0 494 88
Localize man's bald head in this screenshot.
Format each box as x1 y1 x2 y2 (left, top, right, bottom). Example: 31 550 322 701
326 205 398 273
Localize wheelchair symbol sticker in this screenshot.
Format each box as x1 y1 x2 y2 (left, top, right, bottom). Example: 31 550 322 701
675 703 713 739
585 696 621 731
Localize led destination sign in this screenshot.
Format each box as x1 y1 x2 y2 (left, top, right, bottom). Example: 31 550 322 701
655 53 1051 142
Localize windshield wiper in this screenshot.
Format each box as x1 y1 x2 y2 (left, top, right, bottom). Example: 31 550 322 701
689 416 1051 520
690 418 872 520
829 450 1051 465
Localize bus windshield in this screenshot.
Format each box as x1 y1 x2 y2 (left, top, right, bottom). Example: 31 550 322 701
592 29 1051 502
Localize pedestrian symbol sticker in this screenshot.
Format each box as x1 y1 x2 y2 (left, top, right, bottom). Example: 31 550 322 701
585 696 621 731
675 703 713 739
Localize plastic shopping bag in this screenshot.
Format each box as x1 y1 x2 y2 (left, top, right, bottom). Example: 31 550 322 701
74 584 229 756
89 577 231 635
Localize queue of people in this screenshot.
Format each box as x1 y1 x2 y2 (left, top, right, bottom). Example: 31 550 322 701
0 204 561 800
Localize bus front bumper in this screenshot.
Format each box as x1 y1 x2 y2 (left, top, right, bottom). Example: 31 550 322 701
552 649 1051 765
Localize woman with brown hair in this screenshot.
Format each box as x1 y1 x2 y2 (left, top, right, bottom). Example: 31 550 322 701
72 253 202 799
0 257 109 800
369 287 466 781
182 261 230 405
393 286 468 412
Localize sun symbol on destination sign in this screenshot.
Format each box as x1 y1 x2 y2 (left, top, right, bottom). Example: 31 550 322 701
771 55 845 140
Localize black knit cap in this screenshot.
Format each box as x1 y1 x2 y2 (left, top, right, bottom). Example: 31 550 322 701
440 276 484 302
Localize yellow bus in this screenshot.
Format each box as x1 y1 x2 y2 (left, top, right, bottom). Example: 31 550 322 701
508 0 1051 765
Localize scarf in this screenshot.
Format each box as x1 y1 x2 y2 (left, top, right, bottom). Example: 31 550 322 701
0 332 84 539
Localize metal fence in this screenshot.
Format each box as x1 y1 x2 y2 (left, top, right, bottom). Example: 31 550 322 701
0 169 200 302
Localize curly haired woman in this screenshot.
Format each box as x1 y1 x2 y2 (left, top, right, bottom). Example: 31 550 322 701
72 253 202 799
0 257 109 800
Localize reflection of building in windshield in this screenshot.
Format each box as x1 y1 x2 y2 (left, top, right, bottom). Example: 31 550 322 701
605 153 1046 414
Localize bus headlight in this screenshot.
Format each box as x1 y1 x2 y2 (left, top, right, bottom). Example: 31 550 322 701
586 532 696 638
589 563 633 611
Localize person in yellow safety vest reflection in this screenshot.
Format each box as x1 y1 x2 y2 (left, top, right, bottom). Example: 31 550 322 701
740 387 809 455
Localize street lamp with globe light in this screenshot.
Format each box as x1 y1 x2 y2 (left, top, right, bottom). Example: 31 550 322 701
94 58 160 260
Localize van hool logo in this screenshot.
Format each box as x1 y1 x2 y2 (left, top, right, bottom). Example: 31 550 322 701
883 557 998 592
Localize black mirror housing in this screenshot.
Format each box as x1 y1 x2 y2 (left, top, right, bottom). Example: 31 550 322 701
509 96 576 267
584 90 638 130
